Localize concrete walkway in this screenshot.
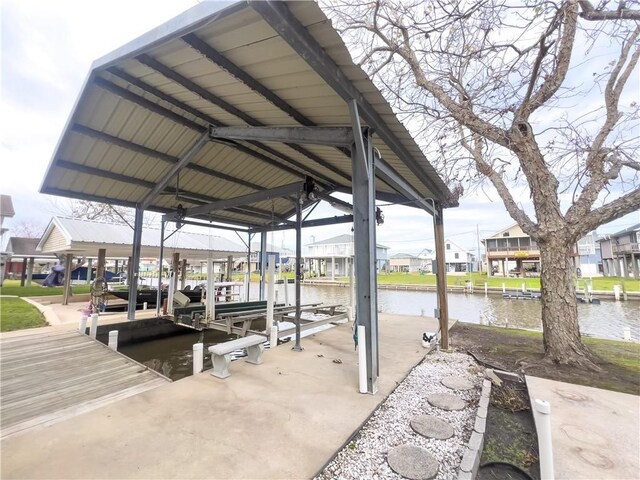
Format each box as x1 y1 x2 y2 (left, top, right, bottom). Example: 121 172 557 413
526 375 640 480
1 313 438 479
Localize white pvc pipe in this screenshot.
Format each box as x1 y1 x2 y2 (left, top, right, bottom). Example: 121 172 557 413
167 273 175 315
79 315 88 334
89 313 99 338
623 327 631 341
358 325 367 394
270 325 278 349
484 282 488 295
522 282 526 293
266 255 275 331
108 330 118 351
614 284 621 301
535 399 554 480
193 343 203 375
502 282 506 293
143 301 148 310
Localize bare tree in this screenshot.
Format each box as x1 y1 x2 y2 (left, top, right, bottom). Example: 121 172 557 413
325 0 640 367
11 221 45 238
52 199 159 228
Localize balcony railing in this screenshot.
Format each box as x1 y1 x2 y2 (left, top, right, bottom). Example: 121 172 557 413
613 243 640 255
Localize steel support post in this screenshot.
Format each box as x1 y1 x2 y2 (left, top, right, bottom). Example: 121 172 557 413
259 232 267 301
433 203 450 349
86 258 93 285
62 253 73 306
156 221 165 316
349 100 378 394
20 258 27 287
246 233 252 301
127 207 144 320
293 196 303 352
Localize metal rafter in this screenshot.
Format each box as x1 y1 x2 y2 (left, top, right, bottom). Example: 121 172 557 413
165 182 304 221
249 214 354 233
208 126 354 147
134 54 345 187
249 0 451 204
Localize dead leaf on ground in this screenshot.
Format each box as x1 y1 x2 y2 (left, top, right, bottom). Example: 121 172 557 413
333 359 342 364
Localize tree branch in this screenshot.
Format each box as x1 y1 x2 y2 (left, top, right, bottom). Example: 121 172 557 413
573 187 640 237
578 0 640 20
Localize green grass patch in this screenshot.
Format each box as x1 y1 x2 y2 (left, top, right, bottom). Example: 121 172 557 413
0 297 48 332
0 280 91 297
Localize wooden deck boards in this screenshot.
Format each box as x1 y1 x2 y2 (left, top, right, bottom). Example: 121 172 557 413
1 330 169 438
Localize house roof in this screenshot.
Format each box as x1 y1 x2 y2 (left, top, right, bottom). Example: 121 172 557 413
445 239 473 255
0 195 15 219
6 237 41 256
307 233 388 250
36 217 246 260
39 1 453 230
390 253 419 259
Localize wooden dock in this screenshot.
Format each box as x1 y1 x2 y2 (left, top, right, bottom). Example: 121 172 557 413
1 330 170 439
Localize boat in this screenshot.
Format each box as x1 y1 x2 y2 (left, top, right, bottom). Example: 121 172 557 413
108 282 242 306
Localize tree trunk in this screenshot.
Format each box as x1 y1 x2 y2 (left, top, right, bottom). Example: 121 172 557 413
538 239 595 367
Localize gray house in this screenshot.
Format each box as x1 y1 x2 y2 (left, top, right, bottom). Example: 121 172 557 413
598 223 640 278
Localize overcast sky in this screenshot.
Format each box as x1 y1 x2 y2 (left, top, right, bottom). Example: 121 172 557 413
1 0 638 255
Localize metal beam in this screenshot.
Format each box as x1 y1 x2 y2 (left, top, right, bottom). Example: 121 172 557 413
375 155 436 216
166 182 303 221
134 55 343 187
141 132 210 209
208 126 354 147
174 218 248 234
182 33 315 127
127 207 144 320
250 0 451 202
249 214 354 233
349 100 378 394
180 34 353 183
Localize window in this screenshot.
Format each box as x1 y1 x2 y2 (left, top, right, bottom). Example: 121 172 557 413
446 244 450 250
454 253 459 259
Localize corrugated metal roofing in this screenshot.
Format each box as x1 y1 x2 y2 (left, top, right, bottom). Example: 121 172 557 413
36 217 246 260
41 1 453 229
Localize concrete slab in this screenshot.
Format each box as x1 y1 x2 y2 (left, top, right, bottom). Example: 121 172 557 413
1 313 437 479
526 375 640 480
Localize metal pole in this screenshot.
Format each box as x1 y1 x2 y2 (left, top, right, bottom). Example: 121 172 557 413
349 99 378 393
86 258 93 285
127 207 144 320
246 233 252 301
293 196 303 352
20 258 27 287
433 203 450 349
156 220 165 316
25 257 34 287
259 232 267 300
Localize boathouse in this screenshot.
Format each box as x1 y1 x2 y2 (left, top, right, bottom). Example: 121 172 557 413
38 0 456 393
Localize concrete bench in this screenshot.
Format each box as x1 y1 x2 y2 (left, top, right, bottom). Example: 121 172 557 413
208 334 266 379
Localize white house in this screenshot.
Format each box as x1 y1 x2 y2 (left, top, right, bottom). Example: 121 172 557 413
305 234 389 279
389 253 422 273
444 239 476 273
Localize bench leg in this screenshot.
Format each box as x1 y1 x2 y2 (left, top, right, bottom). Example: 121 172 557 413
211 353 232 379
245 344 265 365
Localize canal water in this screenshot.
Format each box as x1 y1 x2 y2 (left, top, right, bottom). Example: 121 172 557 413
120 282 639 381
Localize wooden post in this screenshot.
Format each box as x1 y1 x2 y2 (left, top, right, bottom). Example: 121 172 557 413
97 248 106 281
433 204 449 349
62 253 73 305
86 258 93 285
180 258 187 290
20 258 27 287
26 256 34 287
172 252 180 293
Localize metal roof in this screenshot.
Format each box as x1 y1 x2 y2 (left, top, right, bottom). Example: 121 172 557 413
36 217 246 260
40 1 453 230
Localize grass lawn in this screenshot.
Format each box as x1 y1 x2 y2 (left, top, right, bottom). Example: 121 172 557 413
0 280 92 297
451 322 640 395
0 297 48 332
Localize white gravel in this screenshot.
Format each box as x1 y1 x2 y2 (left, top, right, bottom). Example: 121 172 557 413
315 351 482 480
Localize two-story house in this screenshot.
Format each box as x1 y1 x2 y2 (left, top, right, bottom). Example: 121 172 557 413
483 224 541 276
598 223 640 278
304 234 389 279
444 239 476 273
